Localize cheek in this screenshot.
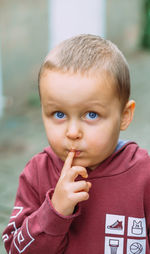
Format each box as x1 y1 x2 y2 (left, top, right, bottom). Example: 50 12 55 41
47 130 62 145
85 121 120 149
44 123 63 145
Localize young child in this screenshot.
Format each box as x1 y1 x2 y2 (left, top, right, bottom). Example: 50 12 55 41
2 34 150 254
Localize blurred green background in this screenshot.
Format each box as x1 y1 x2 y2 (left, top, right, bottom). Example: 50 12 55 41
0 0 150 253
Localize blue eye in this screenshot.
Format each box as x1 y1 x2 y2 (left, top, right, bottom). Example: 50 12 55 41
54 111 66 119
86 112 98 120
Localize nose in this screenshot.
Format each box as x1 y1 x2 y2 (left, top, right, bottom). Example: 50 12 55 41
66 120 82 140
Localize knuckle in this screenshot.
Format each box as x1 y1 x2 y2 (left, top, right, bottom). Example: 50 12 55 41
78 192 89 201
79 166 86 172
82 181 88 188
83 192 89 200
80 181 88 189
70 166 79 178
71 166 76 172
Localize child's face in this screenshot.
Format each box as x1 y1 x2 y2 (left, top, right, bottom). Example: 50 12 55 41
40 70 124 169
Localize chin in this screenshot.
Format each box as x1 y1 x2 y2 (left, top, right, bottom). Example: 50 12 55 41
72 158 90 168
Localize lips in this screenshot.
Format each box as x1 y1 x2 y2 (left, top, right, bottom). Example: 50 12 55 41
68 149 81 157
74 150 81 157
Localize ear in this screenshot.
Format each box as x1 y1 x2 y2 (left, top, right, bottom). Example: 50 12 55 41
120 100 135 131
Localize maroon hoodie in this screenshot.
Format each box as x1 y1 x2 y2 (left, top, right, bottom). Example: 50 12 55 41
2 142 150 254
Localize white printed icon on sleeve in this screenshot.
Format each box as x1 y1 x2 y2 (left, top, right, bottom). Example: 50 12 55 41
105 214 125 235
109 239 119 254
104 237 124 254
105 215 146 254
127 239 146 254
14 219 34 253
127 217 146 237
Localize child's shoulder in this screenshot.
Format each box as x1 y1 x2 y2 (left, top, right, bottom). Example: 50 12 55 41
127 142 150 165
27 146 60 164
113 141 150 175
133 143 150 164
127 142 150 177
21 146 63 179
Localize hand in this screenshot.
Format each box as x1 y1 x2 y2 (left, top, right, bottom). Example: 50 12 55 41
51 151 92 216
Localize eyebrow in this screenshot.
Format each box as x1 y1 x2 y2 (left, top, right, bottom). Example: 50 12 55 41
79 101 107 109
42 101 62 107
87 101 106 107
43 101 106 110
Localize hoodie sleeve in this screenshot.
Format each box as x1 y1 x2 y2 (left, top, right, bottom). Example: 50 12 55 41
2 160 80 254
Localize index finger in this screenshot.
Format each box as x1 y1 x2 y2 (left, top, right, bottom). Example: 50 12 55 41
62 151 75 173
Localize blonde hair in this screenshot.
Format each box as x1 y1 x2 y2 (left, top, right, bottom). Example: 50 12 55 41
38 34 130 108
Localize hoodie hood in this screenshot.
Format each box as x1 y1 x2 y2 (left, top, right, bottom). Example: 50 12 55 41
44 142 149 179
87 141 149 179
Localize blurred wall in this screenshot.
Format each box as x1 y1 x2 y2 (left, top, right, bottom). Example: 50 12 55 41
0 0 145 113
107 0 143 53
49 0 106 49
0 0 48 113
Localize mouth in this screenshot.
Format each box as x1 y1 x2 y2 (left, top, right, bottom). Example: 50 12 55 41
68 149 81 157
74 150 81 157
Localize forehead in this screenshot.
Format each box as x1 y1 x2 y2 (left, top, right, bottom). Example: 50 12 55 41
40 70 118 106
